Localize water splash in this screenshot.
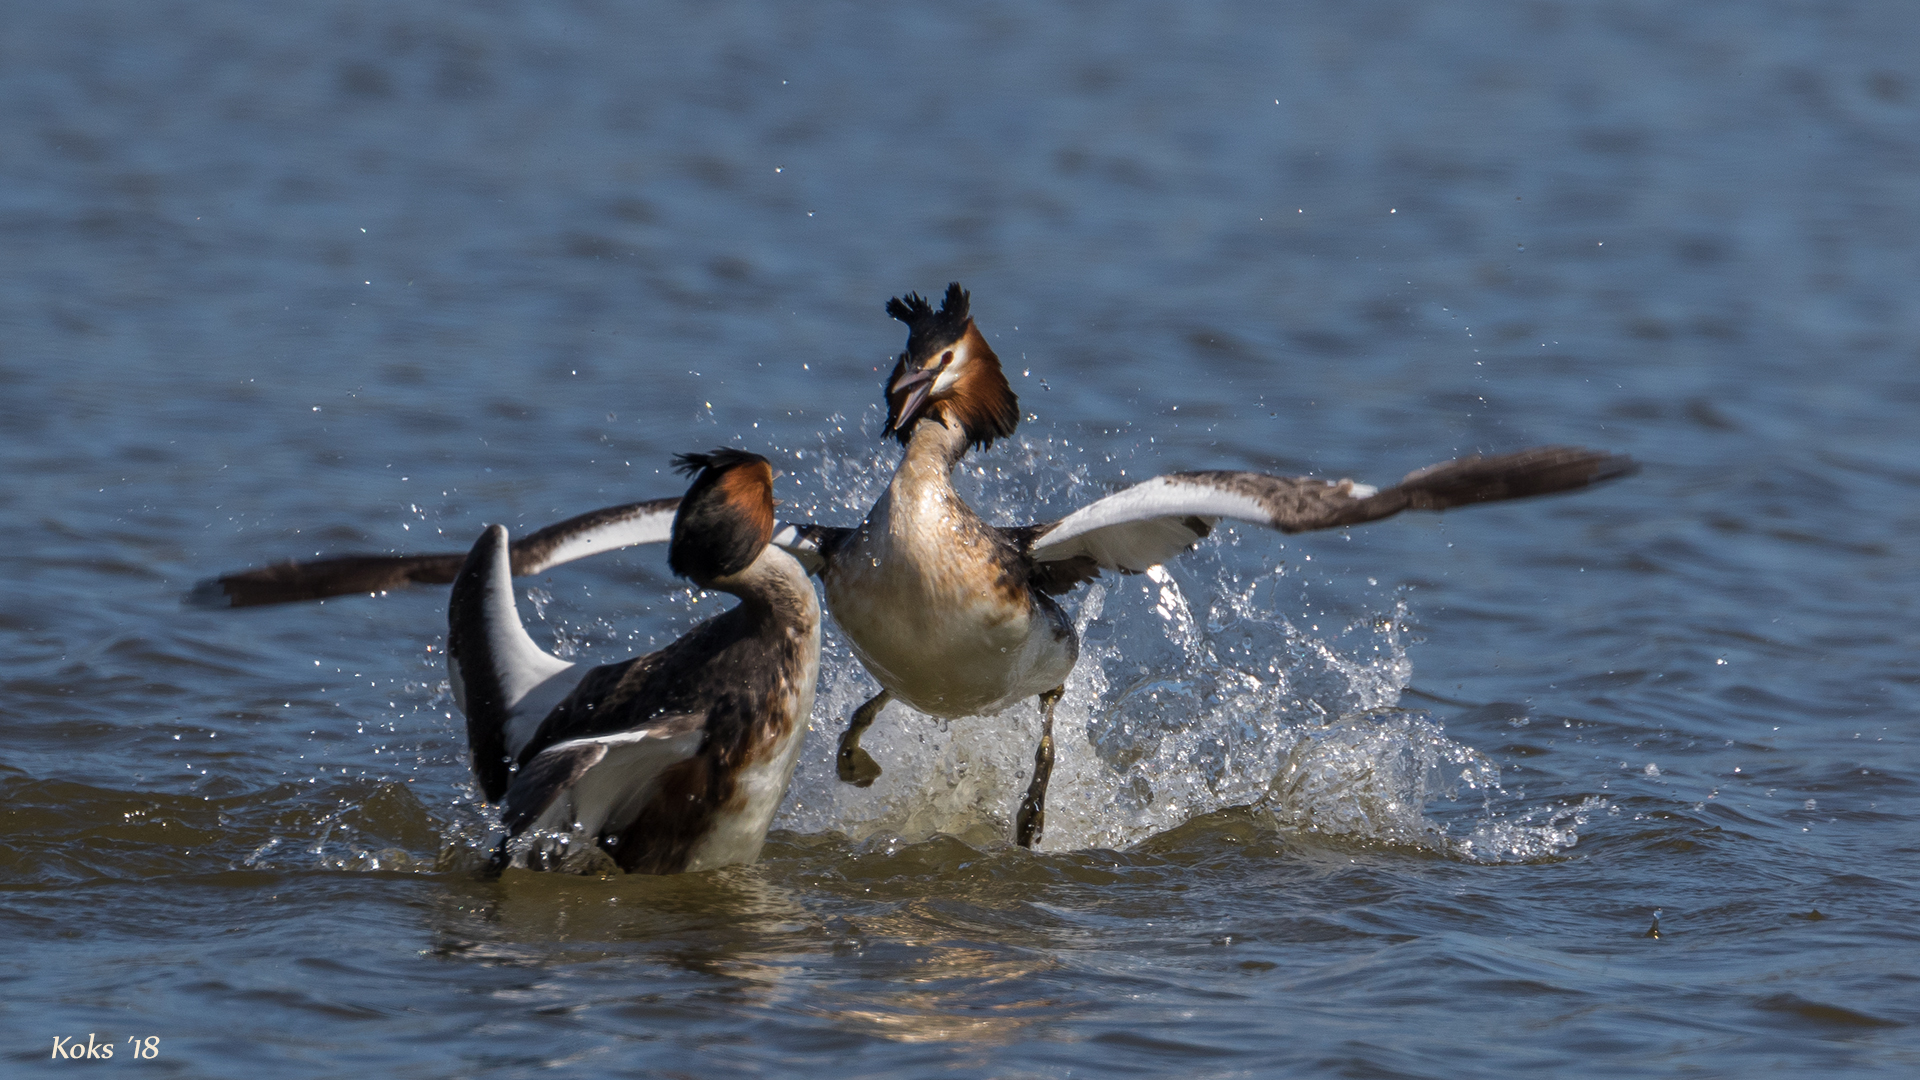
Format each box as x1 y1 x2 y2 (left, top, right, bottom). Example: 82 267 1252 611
765 427 1597 862
440 419 1596 865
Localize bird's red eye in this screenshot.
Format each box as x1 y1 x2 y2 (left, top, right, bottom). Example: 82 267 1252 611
940 350 954 365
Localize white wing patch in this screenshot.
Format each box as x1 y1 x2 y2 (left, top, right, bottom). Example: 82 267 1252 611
524 506 823 577
525 502 680 574
453 524 579 759
503 725 704 850
1027 474 1371 572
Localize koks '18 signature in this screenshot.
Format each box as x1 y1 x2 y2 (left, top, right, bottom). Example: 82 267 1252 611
49 1034 160 1060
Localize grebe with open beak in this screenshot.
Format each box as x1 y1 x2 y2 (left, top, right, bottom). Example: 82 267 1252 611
450 448 819 873
193 286 1633 848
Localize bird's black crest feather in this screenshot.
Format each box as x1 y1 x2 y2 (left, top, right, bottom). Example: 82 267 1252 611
881 281 1018 451
886 282 972 362
672 447 766 478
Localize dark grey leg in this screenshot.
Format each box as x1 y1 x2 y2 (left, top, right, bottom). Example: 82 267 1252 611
1014 686 1065 849
836 690 891 787
485 837 512 878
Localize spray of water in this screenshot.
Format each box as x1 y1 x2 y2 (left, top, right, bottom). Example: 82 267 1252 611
370 411 1597 869
765 415 1597 862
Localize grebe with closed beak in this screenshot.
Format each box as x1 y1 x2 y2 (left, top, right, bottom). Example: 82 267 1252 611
450 448 819 873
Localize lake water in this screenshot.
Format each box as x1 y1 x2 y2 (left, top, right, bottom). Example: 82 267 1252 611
4 2 1918 1075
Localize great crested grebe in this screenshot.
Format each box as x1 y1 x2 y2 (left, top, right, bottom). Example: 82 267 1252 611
193 285 1633 848
451 448 819 873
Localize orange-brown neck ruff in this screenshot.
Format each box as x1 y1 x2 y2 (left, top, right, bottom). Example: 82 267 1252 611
668 455 776 584
884 283 1019 453
929 323 1019 453
886 322 1020 456
715 460 776 539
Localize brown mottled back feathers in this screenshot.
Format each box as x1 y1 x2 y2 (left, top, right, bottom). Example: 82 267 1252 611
515 590 812 873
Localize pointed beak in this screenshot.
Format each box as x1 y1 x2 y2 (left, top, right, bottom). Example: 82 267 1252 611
887 367 937 434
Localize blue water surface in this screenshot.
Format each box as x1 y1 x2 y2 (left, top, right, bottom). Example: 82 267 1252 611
3 2 1917 1076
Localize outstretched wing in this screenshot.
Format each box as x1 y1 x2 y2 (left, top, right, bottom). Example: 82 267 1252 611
188 499 854 609
447 524 581 801
186 497 683 608
1020 445 1636 584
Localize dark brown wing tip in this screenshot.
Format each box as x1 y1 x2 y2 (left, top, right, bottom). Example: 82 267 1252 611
181 564 314 609
1587 451 1641 484
1397 445 1639 509
180 553 465 609
1503 446 1640 491
183 577 238 609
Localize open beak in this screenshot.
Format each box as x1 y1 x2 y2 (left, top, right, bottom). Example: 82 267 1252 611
886 367 937 435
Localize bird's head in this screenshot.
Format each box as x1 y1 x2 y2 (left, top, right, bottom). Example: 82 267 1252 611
667 448 777 585
882 282 1019 451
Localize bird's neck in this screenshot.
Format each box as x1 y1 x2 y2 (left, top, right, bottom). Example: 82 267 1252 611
873 414 1002 565
897 414 971 485
706 546 820 628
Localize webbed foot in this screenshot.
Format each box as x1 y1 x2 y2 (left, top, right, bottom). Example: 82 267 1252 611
836 690 892 788
1014 687 1064 849
836 741 883 787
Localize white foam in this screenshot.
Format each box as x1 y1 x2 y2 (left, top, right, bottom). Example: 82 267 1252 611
513 422 1601 865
